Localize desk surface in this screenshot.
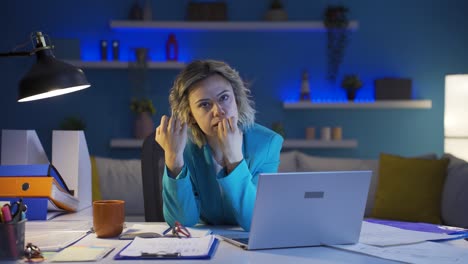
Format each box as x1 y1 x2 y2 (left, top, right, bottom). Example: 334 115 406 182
18 208 468 264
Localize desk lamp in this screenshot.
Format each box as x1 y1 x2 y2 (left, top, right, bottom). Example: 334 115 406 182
0 31 90 102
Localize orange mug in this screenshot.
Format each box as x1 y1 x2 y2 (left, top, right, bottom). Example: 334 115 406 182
93 200 125 238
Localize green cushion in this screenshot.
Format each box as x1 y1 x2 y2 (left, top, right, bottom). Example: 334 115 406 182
371 153 449 224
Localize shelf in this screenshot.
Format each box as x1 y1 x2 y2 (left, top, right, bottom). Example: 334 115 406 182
110 20 359 32
110 138 144 148
110 138 357 149
283 139 358 149
65 60 186 69
283 100 432 109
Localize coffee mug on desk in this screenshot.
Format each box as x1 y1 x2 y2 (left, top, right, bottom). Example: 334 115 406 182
93 200 125 238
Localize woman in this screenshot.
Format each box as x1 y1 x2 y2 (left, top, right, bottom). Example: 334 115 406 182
155 60 283 231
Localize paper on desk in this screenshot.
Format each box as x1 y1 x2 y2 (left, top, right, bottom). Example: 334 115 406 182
119 235 215 257
26 220 92 232
50 245 114 262
26 231 89 251
360 221 456 246
128 223 211 237
332 241 468 264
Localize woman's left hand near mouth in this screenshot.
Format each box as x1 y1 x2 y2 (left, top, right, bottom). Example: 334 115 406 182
217 116 243 171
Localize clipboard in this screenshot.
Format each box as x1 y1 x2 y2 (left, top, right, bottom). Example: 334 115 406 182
113 237 220 260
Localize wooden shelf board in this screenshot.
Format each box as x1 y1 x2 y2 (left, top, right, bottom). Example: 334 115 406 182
283 139 358 149
110 138 143 148
110 20 359 32
283 100 432 109
66 60 186 69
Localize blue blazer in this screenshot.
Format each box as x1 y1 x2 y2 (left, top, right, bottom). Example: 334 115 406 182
162 123 283 231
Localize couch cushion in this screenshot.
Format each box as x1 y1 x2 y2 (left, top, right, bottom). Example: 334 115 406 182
278 151 300 172
295 152 379 217
371 153 449 224
93 156 144 215
441 153 468 228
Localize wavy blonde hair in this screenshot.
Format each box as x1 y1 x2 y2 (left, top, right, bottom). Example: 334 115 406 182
169 60 255 147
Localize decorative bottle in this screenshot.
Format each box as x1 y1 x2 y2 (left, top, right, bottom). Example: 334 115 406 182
129 0 143 20
143 0 153 21
165 34 178 61
112 40 119 60
300 70 311 100
100 40 108 61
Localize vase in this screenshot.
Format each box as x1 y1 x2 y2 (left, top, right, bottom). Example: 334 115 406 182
345 88 359 101
129 0 143 20
134 112 154 139
264 9 288 21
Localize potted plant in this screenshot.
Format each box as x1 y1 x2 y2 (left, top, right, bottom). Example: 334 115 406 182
341 74 363 101
59 116 86 131
271 122 285 138
324 5 349 84
264 0 288 21
130 98 156 139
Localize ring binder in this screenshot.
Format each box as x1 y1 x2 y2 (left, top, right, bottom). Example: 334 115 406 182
141 252 181 258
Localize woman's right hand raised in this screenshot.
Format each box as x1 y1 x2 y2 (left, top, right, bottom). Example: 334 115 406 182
155 115 187 176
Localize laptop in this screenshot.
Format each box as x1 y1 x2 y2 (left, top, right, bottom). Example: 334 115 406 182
221 171 371 250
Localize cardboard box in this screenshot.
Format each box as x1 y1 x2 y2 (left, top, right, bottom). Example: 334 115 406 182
375 78 412 100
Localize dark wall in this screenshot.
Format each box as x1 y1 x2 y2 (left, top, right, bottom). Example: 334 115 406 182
1 0 468 159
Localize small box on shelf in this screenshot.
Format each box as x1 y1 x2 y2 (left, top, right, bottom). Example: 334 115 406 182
375 78 412 100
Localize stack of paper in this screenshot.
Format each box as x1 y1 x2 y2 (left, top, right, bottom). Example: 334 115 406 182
359 221 459 246
26 220 92 251
50 245 115 262
330 221 468 264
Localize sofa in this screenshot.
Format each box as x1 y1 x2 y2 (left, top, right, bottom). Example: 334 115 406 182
91 150 468 228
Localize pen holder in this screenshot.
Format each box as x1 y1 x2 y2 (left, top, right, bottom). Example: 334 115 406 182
0 219 26 260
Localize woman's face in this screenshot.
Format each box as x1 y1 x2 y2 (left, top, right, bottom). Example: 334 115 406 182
188 74 238 138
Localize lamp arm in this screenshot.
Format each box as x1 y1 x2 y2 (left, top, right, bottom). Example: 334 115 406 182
0 51 34 57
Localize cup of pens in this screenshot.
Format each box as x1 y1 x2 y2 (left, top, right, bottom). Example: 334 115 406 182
0 219 26 260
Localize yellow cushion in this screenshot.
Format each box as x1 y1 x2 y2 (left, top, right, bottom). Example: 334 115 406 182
371 153 449 224
90 156 102 201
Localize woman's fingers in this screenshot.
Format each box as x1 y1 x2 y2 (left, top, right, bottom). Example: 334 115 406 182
227 116 237 132
159 115 169 133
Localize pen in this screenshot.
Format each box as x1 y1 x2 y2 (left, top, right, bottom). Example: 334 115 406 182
162 226 172 235
1 205 12 223
1 205 18 257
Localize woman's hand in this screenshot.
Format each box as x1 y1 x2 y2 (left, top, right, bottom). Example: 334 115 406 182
155 115 187 176
217 116 243 173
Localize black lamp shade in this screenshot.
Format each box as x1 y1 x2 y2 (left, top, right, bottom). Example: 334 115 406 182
18 48 90 102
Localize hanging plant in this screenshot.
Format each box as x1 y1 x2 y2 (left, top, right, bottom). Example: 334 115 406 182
324 5 349 84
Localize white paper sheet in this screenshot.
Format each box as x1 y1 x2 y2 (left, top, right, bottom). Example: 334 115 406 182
332 241 468 264
360 221 456 246
128 223 211 238
119 235 215 257
26 231 89 251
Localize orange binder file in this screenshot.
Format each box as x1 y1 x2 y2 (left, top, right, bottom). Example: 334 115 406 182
0 177 78 212
0 164 78 212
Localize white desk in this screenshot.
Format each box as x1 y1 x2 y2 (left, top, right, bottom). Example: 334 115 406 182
23 208 467 264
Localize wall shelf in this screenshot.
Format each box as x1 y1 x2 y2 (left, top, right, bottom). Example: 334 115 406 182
65 60 186 69
283 139 358 149
110 20 359 32
110 138 358 149
283 100 432 109
110 138 143 148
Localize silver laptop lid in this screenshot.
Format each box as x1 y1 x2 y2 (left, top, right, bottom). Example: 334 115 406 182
247 171 371 250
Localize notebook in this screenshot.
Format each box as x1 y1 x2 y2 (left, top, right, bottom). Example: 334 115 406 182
221 171 372 250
